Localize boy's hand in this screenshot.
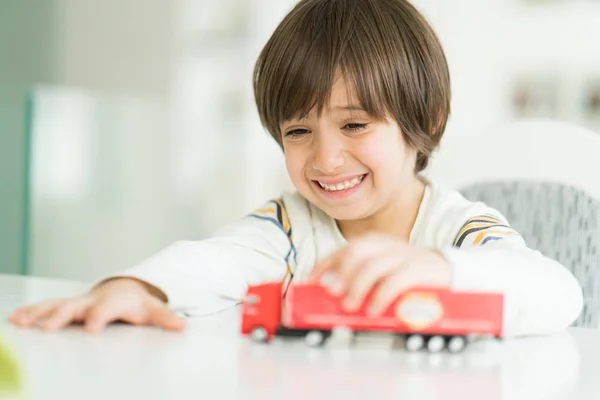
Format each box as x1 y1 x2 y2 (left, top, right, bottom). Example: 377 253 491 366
309 234 452 315
8 278 185 334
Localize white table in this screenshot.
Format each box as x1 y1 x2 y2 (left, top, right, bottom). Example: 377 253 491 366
1 274 600 400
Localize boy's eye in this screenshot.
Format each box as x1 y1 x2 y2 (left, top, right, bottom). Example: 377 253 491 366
285 129 310 138
344 123 367 132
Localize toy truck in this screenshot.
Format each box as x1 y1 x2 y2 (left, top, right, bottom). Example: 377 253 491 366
241 281 503 352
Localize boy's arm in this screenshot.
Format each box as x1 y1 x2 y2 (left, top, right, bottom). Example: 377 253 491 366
440 214 584 337
103 199 293 315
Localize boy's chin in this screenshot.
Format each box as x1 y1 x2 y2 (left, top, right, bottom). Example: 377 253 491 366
315 202 372 222
298 187 373 221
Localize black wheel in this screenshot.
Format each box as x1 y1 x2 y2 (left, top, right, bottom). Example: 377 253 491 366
304 330 331 347
405 334 425 352
447 336 466 353
426 335 445 353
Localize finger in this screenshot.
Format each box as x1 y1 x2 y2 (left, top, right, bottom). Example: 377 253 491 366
8 300 62 327
334 242 383 284
310 253 348 296
332 239 403 297
149 305 185 331
368 271 417 316
38 298 91 332
309 234 391 280
309 248 344 281
343 249 402 311
84 304 119 334
311 242 383 295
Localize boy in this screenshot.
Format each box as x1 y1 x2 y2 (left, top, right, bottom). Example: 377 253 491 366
9 0 582 337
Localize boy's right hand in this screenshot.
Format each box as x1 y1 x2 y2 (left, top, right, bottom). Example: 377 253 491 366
7 278 185 334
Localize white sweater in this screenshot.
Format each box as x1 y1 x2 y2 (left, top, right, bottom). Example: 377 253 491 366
109 182 583 337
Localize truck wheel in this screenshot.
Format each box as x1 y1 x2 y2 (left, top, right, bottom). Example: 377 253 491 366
304 330 329 347
426 335 445 353
447 336 466 353
405 334 425 352
251 326 269 342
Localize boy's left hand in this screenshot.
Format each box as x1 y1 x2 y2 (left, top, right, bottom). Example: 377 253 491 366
309 234 452 315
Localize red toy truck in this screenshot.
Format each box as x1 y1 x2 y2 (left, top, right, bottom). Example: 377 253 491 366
241 281 503 352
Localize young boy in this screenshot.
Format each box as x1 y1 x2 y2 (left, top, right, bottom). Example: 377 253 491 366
9 0 582 337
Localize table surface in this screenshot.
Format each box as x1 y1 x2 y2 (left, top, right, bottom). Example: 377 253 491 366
1 273 600 400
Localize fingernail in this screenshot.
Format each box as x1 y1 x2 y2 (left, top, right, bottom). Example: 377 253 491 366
319 272 336 286
343 297 360 311
320 272 344 295
329 280 344 295
367 304 380 316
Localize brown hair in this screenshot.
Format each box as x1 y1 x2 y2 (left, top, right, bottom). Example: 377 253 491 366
253 0 451 172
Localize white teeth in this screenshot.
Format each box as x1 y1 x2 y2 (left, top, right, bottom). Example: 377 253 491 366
318 175 365 192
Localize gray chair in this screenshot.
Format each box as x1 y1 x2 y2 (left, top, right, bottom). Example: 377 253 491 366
427 119 600 328
461 181 600 328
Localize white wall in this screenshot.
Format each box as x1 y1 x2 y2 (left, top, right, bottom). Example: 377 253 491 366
413 0 600 138
52 0 173 96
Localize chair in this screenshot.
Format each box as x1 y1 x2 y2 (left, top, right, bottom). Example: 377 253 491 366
426 119 600 328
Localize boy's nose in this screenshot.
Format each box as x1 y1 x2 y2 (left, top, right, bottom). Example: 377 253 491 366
311 135 346 174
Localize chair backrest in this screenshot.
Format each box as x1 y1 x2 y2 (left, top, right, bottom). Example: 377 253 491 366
427 119 600 328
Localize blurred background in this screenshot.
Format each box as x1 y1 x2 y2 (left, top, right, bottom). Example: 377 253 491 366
0 0 599 282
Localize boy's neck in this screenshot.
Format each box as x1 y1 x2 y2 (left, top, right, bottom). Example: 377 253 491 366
336 176 426 242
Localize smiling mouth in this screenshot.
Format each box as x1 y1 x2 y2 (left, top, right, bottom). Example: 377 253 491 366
314 174 367 192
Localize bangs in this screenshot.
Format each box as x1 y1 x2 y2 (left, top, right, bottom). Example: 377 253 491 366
254 0 396 140
269 27 392 125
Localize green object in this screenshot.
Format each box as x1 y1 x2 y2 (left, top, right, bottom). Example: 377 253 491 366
0 333 21 397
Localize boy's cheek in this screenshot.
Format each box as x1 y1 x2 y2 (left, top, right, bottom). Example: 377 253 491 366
284 156 308 181
283 163 304 188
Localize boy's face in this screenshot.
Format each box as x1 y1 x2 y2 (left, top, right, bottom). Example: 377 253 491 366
280 76 418 221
